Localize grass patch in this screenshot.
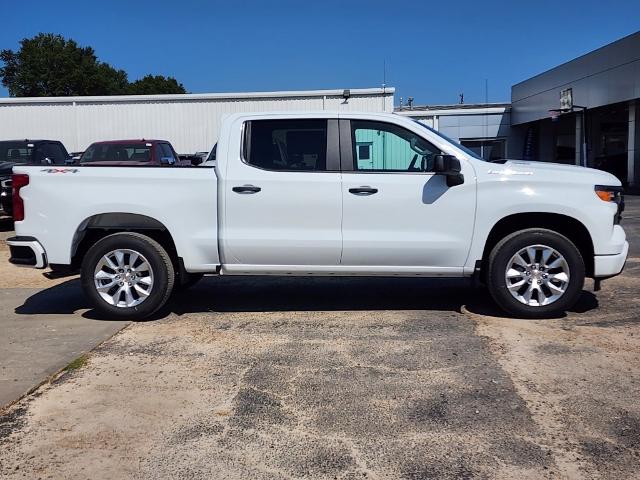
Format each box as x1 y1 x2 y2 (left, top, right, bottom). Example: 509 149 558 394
64 354 89 372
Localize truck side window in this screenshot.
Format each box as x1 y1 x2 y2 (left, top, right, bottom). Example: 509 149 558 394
32 146 48 164
42 143 68 164
154 144 163 162
351 121 441 172
160 143 176 162
244 119 327 171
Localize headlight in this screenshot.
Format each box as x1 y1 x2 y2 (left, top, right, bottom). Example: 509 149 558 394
595 185 624 224
594 185 622 202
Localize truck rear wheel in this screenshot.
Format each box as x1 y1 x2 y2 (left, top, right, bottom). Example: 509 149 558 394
487 228 585 318
81 232 175 320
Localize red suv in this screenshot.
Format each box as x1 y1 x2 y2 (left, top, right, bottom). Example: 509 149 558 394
79 140 189 166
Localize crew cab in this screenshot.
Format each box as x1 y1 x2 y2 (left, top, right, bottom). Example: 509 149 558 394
7 112 628 319
0 139 70 216
79 139 190 166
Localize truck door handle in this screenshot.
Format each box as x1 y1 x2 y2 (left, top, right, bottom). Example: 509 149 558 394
349 186 378 196
232 185 261 194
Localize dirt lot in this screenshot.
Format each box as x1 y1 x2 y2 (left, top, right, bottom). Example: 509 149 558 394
0 202 639 479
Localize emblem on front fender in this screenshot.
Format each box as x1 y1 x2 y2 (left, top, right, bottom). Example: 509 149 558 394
488 168 532 176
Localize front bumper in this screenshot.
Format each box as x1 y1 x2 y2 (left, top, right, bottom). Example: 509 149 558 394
594 240 629 278
6 236 47 269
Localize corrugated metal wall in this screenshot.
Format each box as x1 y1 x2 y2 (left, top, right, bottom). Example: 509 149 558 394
354 126 417 170
0 89 394 153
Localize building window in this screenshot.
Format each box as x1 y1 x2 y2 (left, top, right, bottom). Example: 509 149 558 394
357 144 371 160
460 138 506 161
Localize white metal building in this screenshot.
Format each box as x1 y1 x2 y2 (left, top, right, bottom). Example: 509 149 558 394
0 87 394 153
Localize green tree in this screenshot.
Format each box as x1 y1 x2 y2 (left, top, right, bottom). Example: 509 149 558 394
0 33 186 97
0 33 129 96
127 75 186 95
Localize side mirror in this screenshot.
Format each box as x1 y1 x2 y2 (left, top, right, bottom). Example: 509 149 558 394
160 156 176 166
433 154 464 187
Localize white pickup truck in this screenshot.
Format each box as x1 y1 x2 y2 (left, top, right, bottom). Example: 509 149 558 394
7 112 628 319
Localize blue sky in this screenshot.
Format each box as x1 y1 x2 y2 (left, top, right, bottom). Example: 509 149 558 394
1 0 638 104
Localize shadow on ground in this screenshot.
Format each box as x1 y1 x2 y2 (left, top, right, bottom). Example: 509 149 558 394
15 275 599 321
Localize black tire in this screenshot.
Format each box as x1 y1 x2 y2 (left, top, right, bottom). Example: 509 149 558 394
487 228 585 319
174 272 204 292
81 232 175 320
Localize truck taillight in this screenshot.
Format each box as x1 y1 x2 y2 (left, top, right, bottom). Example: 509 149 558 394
12 174 29 222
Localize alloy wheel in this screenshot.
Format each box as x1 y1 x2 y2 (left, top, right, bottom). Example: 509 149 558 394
504 244 570 307
93 249 154 307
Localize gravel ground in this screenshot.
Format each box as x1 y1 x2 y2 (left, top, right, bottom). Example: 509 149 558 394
0 201 639 479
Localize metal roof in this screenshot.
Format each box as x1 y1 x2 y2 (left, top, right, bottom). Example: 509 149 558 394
395 103 511 117
395 102 510 112
0 87 395 105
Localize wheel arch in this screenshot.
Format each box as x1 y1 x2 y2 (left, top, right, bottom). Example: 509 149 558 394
480 213 595 278
71 213 179 270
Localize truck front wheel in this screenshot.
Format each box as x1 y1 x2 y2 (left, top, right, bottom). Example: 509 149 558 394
487 228 585 318
81 232 175 320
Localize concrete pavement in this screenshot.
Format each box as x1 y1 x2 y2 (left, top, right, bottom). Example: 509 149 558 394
0 280 128 408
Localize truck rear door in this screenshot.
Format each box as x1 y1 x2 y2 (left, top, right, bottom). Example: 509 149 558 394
221 117 342 271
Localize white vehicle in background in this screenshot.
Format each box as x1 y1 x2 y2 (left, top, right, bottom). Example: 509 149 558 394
7 112 628 319
198 145 216 167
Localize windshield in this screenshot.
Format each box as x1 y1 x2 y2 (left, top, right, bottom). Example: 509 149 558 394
412 120 483 160
0 142 33 163
81 143 152 163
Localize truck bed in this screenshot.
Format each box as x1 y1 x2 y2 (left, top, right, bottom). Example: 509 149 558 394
12 165 220 271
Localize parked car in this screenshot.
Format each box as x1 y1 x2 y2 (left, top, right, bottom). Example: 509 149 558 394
203 144 216 166
79 140 190 166
69 151 84 163
0 177 11 217
195 151 210 160
0 139 70 216
178 153 205 166
7 112 628 320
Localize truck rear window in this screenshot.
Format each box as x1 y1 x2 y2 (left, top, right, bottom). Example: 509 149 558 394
244 120 327 171
81 144 152 163
0 142 32 163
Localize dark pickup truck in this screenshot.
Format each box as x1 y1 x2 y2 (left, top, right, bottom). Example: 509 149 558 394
0 139 70 217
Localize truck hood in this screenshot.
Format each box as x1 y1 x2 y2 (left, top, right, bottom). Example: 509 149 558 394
489 160 622 186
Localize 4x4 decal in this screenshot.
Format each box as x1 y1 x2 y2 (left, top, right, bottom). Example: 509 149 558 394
41 168 79 174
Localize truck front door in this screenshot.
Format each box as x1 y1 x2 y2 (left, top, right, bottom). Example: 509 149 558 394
339 119 476 273
222 118 342 271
